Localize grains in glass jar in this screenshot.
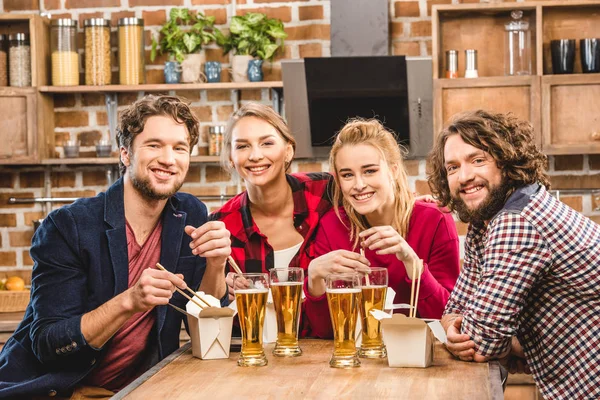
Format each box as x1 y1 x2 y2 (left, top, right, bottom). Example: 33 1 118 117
8 33 31 87
84 18 111 85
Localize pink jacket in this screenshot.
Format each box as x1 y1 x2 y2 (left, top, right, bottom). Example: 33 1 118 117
303 201 460 338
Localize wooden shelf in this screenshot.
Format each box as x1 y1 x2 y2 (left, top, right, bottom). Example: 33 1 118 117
435 75 536 88
39 155 221 165
39 81 283 93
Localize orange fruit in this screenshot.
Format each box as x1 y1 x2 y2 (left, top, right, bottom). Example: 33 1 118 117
5 276 25 291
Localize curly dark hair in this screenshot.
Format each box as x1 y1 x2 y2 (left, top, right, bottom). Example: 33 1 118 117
117 95 200 175
427 110 550 211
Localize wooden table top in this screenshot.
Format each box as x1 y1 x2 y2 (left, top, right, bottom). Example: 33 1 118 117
114 340 502 400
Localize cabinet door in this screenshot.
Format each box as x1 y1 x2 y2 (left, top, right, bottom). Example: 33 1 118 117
0 89 38 163
433 76 541 146
542 75 600 154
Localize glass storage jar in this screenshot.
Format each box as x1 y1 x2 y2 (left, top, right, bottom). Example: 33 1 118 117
9 33 31 87
504 10 531 76
118 17 145 85
0 34 7 86
51 19 79 86
209 126 225 156
84 18 111 85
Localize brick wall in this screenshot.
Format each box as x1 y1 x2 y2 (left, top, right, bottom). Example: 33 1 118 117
1 0 599 270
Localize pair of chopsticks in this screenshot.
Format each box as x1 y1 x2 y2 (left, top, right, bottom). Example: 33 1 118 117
409 259 424 318
155 263 212 310
359 247 371 286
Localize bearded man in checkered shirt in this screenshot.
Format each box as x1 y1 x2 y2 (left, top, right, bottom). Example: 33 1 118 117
427 110 600 399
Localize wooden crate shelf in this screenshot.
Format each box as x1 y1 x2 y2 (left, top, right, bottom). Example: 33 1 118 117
432 0 600 155
39 81 283 93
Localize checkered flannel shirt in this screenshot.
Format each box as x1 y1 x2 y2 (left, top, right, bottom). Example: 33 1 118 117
210 172 333 273
444 184 600 399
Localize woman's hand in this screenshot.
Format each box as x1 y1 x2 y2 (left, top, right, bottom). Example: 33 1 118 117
225 271 250 302
307 250 370 297
359 226 420 278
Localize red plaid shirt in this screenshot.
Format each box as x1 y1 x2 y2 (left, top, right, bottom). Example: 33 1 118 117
444 184 600 399
211 172 333 273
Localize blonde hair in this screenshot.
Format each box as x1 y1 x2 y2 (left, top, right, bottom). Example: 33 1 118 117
221 102 296 173
330 118 414 249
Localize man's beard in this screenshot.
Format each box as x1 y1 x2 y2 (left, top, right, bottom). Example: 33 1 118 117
451 179 512 225
128 162 184 201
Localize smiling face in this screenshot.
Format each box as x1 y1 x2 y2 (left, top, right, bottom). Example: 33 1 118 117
335 143 396 223
443 134 508 223
230 116 293 188
121 115 190 200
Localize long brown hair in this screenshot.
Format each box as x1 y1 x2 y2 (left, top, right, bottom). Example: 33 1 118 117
221 102 296 173
427 109 550 211
330 118 414 249
117 95 199 175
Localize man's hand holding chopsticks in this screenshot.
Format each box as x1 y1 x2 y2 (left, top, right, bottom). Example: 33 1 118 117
185 221 231 300
127 269 187 313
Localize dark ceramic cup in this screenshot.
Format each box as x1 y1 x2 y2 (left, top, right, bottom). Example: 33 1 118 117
551 39 576 74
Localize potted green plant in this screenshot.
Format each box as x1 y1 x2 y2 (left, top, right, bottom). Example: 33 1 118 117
216 12 287 82
151 8 220 83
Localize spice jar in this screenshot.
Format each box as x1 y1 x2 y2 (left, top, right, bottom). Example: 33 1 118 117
51 19 79 86
209 126 224 156
465 49 478 78
118 17 145 85
0 35 7 86
445 50 458 79
9 33 31 87
84 18 111 85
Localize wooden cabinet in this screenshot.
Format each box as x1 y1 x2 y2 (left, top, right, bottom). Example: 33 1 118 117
432 1 600 155
0 14 52 164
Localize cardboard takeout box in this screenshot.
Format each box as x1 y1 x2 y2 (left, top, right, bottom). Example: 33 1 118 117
186 293 236 360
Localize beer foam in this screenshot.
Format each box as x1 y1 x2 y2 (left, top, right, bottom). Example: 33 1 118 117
270 282 303 286
326 288 361 294
361 285 387 289
235 288 269 294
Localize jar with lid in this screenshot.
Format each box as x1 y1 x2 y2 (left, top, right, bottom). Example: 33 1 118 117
9 33 31 87
84 18 111 85
504 10 531 76
209 126 225 156
118 18 145 85
0 34 7 86
51 19 79 86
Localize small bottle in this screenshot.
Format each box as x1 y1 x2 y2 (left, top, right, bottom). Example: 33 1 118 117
445 50 458 79
465 49 478 78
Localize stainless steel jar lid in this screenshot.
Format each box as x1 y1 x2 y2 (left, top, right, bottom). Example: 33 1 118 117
118 17 144 26
84 18 110 27
51 18 77 27
8 33 29 42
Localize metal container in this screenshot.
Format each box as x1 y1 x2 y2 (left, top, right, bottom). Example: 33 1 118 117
51 19 79 86
465 49 478 78
118 17 145 85
209 126 225 156
9 33 31 87
84 18 111 85
445 50 458 79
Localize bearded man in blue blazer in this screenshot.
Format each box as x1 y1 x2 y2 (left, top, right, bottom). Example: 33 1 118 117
0 95 230 398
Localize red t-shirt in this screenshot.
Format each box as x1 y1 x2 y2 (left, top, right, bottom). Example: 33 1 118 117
84 220 162 391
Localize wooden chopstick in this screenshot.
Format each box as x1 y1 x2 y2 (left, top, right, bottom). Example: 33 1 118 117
168 302 196 318
227 256 243 275
412 260 424 319
409 259 417 318
359 247 371 286
155 263 211 309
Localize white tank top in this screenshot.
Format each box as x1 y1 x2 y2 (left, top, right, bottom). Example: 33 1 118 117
273 241 303 269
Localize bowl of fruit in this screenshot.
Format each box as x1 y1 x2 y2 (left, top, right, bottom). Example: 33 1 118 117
0 276 29 312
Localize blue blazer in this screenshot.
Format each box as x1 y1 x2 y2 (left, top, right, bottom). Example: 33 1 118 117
0 178 213 398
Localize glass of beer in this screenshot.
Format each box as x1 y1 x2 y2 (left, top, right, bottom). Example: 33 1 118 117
326 273 361 368
234 273 269 367
359 268 388 358
269 267 304 357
